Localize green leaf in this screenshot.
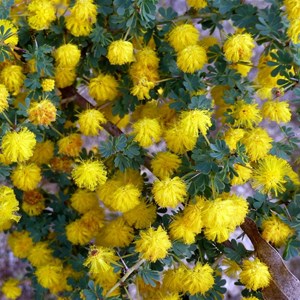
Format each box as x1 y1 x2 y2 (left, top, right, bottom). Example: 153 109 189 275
188 95 212 110
99 137 114 157
224 239 249 262
138 268 161 287
210 140 230 160
232 5 259 29
115 134 127 151
0 164 11 181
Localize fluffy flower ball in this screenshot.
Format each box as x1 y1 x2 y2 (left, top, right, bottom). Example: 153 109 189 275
107 40 135 65
0 186 20 227
54 44 81 67
0 83 9 113
1 278 22 300
72 160 107 191
77 109 106 136
135 226 172 262
28 99 57 126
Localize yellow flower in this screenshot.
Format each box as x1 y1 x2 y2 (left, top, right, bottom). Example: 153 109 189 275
41 79 55 92
169 214 197 244
84 245 118 273
72 160 107 191
0 83 9 113
70 189 99 214
163 266 187 293
185 263 215 295
134 47 160 69
224 128 246 151
179 109 212 136
151 151 181 179
54 43 81 67
131 77 155 100
231 61 252 77
198 36 219 50
231 100 262 128
0 186 20 228
36 263 63 289
11 163 42 191
262 215 294 247
284 0 300 20
1 278 22 300
107 40 135 65
222 258 242 278
223 33 255 63
30 140 54 165
168 24 199 52
2 128 36 163
58 133 82 157
66 0 97 37
135 226 172 262
96 217 134 248
242 297 260 300
28 242 53 267
182 196 205 232
88 73 119 103
231 163 252 185
261 100 291 123
153 177 187 208
66 219 94 245
28 0 56 30
241 127 272 161
240 258 271 291
0 64 25 95
55 66 77 88
177 45 207 73
287 19 300 44
28 99 57 126
164 124 198 154
252 155 298 196
80 208 105 234
132 118 162 147
77 109 106 136
123 201 157 229
186 0 208 9
22 190 45 216
8 230 33 259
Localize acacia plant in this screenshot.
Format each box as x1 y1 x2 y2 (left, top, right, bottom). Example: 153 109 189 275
0 0 300 299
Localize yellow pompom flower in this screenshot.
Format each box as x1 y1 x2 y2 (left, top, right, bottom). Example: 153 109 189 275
198 36 219 50
41 79 55 92
28 0 56 30
0 84 9 113
72 160 107 191
231 163 252 185
182 197 205 233
252 155 298 196
66 219 94 245
28 242 53 267
135 226 172 262
107 40 135 65
131 77 155 100
186 0 208 10
222 258 242 278
70 189 99 214
0 64 25 95
84 245 118 274
284 0 300 20
223 33 255 63
153 177 187 208
185 263 215 295
224 128 246 151
66 0 97 37
77 109 106 136
88 73 119 103
1 278 22 300
177 45 207 73
134 47 160 69
80 208 105 234
0 186 20 228
55 66 77 88
262 215 294 247
2 128 36 163
30 140 54 165
164 124 198 154
11 163 42 191
28 99 57 126
287 19 300 44
231 100 262 128
168 24 199 52
96 217 134 248
261 100 291 123
240 258 271 291
151 152 181 179
241 297 260 300
179 109 212 137
123 201 157 229
132 118 162 147
241 127 272 161
169 214 197 244
8 230 33 259
58 133 82 157
54 44 81 67
36 263 63 289
22 190 45 216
